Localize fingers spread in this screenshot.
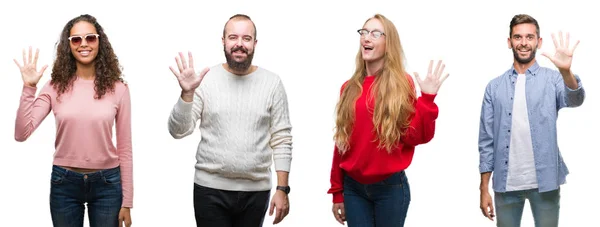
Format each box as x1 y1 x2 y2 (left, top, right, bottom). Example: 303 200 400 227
188 51 194 69
33 48 40 66
179 52 188 69
551 33 559 49
28 46 33 64
40 65 49 76
571 40 580 53
175 55 184 72
169 66 180 78
13 59 22 68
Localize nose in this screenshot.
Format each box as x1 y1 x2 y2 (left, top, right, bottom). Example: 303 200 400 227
519 38 527 45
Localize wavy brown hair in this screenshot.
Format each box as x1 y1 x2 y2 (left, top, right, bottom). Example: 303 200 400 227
334 14 416 154
51 14 123 100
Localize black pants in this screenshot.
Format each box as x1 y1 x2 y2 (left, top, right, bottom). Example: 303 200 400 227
194 183 270 227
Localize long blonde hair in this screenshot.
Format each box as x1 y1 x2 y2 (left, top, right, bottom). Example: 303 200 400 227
334 14 416 154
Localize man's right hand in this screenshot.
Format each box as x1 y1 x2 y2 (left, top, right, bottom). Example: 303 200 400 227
331 203 346 225
169 51 209 102
480 190 495 221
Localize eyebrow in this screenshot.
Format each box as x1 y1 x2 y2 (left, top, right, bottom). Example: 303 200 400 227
70 33 97 36
362 28 384 32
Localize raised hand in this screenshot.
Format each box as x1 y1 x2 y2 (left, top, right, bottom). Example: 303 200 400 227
14 46 48 87
542 31 579 72
413 60 449 95
169 51 209 94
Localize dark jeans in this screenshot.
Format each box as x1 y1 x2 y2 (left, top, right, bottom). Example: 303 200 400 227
193 183 270 227
343 171 411 227
50 165 123 227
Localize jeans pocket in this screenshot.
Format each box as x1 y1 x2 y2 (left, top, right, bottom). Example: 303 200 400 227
50 170 63 185
103 170 121 185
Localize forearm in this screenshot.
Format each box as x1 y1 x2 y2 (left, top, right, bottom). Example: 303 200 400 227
15 85 51 142
402 93 439 146
559 69 578 90
327 146 344 203
276 171 289 186
480 172 492 192
168 97 200 138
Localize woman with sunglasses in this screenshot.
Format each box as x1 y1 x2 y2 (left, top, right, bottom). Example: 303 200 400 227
13 14 132 227
327 14 449 227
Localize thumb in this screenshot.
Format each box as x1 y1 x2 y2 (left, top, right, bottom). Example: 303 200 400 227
541 52 552 61
414 72 423 85
39 65 48 76
269 200 275 216
198 67 210 80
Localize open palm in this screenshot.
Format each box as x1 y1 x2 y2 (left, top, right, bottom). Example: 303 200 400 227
14 47 48 87
169 51 209 93
414 60 449 95
542 31 579 71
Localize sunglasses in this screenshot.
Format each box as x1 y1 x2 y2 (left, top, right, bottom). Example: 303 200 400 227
68 34 100 45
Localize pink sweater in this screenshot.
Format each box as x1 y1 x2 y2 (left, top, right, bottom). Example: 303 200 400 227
15 77 133 208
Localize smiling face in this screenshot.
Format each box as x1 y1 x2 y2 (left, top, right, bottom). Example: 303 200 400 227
69 21 99 66
222 18 257 72
508 23 542 64
360 18 386 64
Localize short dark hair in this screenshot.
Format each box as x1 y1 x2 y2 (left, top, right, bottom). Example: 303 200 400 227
223 14 257 39
509 14 540 37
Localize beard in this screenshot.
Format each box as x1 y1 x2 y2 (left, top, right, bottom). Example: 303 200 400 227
512 44 537 64
224 45 254 72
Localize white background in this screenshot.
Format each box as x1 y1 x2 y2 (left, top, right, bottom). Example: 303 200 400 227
0 0 598 226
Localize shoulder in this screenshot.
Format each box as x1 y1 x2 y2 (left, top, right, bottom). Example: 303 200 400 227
112 80 130 99
255 67 282 82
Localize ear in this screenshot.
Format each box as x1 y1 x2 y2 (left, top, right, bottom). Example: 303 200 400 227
537 37 543 49
507 37 512 49
222 37 225 45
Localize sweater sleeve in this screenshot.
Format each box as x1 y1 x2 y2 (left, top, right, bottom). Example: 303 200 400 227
116 85 134 208
327 145 344 203
15 82 53 142
327 81 348 203
401 76 439 146
167 90 203 139
269 80 293 172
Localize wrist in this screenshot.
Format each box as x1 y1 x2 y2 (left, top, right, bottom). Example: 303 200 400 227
180 90 194 102
276 185 291 195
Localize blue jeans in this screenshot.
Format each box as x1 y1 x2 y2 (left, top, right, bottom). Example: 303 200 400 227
343 171 411 227
50 165 123 227
495 188 560 227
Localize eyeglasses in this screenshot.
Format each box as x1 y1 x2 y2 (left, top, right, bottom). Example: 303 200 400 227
357 29 385 39
68 34 100 45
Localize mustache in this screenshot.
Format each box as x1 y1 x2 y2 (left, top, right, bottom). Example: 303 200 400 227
231 46 248 53
516 45 531 51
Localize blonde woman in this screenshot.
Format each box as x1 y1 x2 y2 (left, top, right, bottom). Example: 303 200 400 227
327 14 449 227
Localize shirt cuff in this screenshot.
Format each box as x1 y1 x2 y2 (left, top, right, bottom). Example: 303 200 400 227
333 192 344 203
173 96 194 114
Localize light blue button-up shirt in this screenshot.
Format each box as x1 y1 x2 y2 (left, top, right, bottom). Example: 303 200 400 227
478 61 585 193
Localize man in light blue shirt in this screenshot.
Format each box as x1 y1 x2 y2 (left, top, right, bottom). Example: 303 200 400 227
478 14 585 227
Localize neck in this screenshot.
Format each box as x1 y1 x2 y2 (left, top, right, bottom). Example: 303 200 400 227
76 63 96 80
365 59 383 76
223 63 256 76
513 59 536 74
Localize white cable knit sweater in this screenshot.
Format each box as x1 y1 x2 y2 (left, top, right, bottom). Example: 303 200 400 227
168 64 293 191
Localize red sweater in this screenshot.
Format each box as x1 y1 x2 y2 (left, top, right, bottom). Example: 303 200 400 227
327 75 439 203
